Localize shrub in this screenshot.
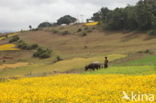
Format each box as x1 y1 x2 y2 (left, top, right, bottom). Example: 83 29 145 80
77 28 82 32
9 36 20 43
33 48 52 59
80 32 87 37
31 44 39 49
61 31 69 35
17 40 39 50
56 56 63 61
84 26 88 30
52 30 59 34
17 41 27 49
148 30 156 35
53 56 63 63
87 29 92 33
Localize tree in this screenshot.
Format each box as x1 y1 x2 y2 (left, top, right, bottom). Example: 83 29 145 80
91 7 110 22
92 0 156 32
91 12 101 21
57 15 77 25
104 8 127 30
33 48 52 59
38 22 53 28
135 0 152 30
29 25 32 30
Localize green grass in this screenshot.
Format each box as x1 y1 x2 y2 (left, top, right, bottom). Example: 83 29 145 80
0 54 126 77
84 66 156 75
120 55 156 66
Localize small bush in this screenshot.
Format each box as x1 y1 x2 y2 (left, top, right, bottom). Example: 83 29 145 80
9 36 20 43
87 29 92 33
77 28 82 32
148 30 156 35
17 41 27 49
17 40 39 50
33 48 52 59
32 28 38 31
31 44 39 49
56 56 63 61
80 32 87 37
61 31 69 35
52 30 59 34
84 26 88 30
92 27 96 30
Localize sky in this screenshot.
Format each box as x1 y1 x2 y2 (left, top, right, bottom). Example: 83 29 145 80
0 0 139 32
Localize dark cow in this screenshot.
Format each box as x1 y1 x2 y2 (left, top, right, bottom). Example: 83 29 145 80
85 62 101 71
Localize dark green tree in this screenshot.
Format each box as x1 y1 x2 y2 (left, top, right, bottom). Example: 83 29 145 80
57 15 77 25
38 22 52 28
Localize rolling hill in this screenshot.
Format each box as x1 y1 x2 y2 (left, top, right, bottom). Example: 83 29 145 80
0 24 156 77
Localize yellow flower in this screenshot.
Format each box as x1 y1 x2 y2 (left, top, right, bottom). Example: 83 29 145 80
0 44 19 51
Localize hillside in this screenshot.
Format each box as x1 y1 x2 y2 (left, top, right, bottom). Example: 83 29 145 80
7 24 156 57
0 24 156 77
1 23 156 103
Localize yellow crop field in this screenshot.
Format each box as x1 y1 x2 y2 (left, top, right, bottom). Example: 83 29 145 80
85 22 99 26
0 74 155 103
0 44 19 51
0 37 6 40
7 33 18 37
0 33 18 41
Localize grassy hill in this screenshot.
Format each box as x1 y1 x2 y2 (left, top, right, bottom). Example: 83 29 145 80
1 24 156 103
0 24 156 77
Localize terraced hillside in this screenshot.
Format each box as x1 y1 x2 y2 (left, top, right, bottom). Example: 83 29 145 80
0 24 156 77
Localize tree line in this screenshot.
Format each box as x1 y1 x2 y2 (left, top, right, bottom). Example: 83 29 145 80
91 0 156 34
38 15 77 28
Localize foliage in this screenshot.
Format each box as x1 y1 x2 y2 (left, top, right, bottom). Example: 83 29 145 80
57 15 77 25
17 40 39 50
119 55 156 66
52 30 59 34
85 66 156 75
9 36 20 43
29 25 32 30
77 28 82 32
148 29 156 35
92 0 156 32
33 48 52 59
80 32 87 37
61 31 70 35
38 22 53 28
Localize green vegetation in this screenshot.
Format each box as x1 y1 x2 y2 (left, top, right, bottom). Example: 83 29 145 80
33 48 52 59
77 28 82 32
120 55 156 66
9 36 20 43
17 40 39 50
38 22 53 28
80 32 87 37
85 66 156 75
57 15 77 25
61 30 70 35
92 0 156 33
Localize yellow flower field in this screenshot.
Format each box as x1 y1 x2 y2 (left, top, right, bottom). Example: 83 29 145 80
7 33 18 37
0 74 155 103
84 22 99 26
0 37 6 40
0 44 19 51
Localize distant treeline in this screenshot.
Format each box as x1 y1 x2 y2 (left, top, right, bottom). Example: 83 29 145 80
38 15 77 28
91 0 156 34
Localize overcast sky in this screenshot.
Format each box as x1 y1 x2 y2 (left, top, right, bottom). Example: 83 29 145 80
0 0 139 32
